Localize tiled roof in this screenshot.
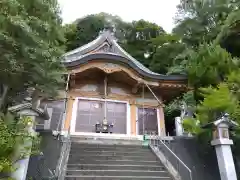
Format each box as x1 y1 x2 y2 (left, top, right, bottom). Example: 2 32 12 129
62 29 187 81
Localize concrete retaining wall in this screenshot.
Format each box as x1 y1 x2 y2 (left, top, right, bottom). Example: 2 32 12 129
26 131 62 179
168 137 240 180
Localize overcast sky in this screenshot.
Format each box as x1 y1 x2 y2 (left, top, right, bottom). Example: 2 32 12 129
58 0 180 32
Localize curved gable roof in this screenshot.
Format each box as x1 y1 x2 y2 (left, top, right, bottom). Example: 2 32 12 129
62 29 187 81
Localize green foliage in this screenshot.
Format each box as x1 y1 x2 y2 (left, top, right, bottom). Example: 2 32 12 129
74 14 105 47
197 83 239 124
183 83 240 138
149 34 185 74
183 117 202 135
0 0 60 177
120 19 165 68
63 23 78 52
64 12 133 51
165 91 195 117
174 0 237 47
0 113 40 175
0 0 65 102
187 43 237 88
215 9 240 57
173 1 240 140
227 70 240 98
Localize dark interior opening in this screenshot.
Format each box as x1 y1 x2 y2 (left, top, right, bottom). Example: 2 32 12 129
164 109 181 136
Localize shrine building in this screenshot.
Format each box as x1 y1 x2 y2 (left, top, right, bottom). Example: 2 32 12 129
61 29 188 137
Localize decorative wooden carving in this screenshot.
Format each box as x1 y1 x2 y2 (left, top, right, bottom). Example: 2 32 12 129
132 83 141 94
99 63 122 74
91 42 113 54
70 61 159 86
97 44 111 53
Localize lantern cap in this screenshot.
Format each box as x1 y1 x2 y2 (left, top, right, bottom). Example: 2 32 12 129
202 113 239 129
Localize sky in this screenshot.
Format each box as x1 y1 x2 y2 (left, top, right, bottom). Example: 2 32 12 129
58 0 180 32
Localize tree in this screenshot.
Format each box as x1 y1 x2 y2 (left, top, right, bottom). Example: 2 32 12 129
63 23 78 52
0 0 65 108
215 9 240 57
183 81 240 138
173 0 238 47
166 1 240 138
181 46 240 138
74 14 105 47
149 34 185 74
64 12 132 51
187 43 238 89
122 20 165 67
0 0 64 176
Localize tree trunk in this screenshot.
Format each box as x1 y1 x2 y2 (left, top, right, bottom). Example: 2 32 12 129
0 84 9 111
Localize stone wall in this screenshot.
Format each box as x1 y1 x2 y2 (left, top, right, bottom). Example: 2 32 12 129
168 137 240 180
26 131 62 179
167 137 220 180
232 137 240 179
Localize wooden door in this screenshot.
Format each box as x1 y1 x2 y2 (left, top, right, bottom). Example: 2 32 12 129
75 99 127 134
106 102 127 134
75 100 104 132
137 108 158 135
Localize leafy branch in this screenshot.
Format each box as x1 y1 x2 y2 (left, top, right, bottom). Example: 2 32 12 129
0 113 41 177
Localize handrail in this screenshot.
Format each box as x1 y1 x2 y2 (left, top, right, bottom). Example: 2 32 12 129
149 134 192 180
55 127 71 180
159 137 191 172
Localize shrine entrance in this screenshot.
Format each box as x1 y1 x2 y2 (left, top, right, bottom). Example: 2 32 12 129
71 97 130 135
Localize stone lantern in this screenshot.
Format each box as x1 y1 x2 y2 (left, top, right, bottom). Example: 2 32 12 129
202 113 238 180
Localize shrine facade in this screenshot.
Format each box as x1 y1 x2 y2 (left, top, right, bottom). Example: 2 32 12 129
61 29 187 137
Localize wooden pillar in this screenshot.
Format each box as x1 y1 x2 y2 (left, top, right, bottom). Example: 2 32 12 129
64 97 74 130
130 104 137 135
159 106 166 136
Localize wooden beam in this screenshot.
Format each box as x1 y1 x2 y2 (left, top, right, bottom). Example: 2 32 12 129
132 82 141 94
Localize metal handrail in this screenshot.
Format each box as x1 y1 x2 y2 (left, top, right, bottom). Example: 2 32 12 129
55 128 71 180
149 134 192 180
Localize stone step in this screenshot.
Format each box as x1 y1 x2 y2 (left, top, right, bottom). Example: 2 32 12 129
68 146 150 153
69 151 155 156
65 175 172 180
70 143 146 149
65 142 173 180
66 169 170 177
69 151 156 157
71 139 142 146
68 154 158 161
70 135 142 141
67 159 161 166
67 164 165 171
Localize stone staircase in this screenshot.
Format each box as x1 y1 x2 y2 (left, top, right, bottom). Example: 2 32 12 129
64 141 173 180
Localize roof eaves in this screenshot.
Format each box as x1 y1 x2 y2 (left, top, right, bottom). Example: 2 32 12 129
64 53 187 81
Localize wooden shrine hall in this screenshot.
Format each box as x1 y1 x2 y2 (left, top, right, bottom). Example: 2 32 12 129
61 28 188 137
